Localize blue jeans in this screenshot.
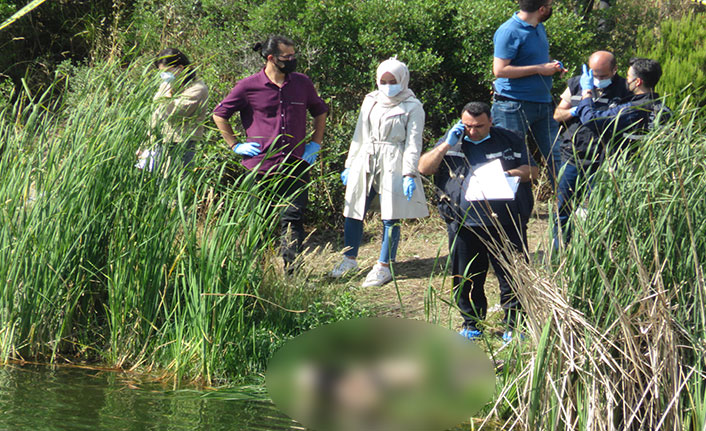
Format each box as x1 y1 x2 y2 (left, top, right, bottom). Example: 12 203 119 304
553 161 598 250
343 191 400 264
491 99 561 186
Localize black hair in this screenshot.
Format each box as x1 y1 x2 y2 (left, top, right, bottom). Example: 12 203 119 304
629 57 662 89
252 35 295 60
518 0 550 13
462 102 491 118
154 48 191 68
154 48 196 85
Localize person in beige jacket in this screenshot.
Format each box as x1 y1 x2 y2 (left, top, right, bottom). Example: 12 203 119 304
330 58 428 287
138 48 209 171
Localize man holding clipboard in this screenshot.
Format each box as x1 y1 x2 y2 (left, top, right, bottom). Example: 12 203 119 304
418 102 538 342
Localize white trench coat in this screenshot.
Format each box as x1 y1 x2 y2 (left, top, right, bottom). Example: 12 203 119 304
343 92 429 220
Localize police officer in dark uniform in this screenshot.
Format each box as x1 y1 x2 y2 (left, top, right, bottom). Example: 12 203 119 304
552 51 630 249
418 102 538 342
555 56 670 248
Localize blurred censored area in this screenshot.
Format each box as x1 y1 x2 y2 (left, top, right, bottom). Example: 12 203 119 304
266 317 495 431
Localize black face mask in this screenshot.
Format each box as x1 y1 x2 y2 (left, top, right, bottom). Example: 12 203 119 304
626 78 637 93
540 6 553 22
276 58 297 74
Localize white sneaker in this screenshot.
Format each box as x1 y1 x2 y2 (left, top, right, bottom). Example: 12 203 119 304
361 263 392 287
330 256 358 278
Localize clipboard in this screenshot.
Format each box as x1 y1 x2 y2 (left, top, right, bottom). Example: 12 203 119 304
463 159 519 202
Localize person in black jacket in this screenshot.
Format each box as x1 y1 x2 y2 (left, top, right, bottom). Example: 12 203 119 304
418 102 538 342
555 57 670 248
552 50 630 249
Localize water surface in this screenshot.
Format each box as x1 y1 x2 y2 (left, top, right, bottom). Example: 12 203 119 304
0 365 299 430
0 365 482 430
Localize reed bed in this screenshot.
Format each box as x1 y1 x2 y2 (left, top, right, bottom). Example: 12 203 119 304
0 60 350 385
484 102 706 430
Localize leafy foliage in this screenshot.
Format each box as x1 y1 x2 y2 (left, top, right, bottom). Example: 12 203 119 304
0 62 368 384
0 1 123 91
636 11 706 107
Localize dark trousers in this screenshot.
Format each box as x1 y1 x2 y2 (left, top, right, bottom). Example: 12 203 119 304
553 161 598 250
447 221 527 330
257 161 309 266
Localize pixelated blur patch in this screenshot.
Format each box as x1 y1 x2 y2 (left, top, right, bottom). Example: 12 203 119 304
266 317 495 431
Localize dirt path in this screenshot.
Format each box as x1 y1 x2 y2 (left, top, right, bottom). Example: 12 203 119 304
303 200 552 332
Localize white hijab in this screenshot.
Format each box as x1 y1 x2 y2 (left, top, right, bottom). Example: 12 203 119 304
374 57 415 107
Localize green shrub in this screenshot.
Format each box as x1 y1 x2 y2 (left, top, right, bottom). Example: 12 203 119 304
499 103 706 430
195 0 592 226
636 11 706 107
0 0 121 91
0 60 369 384
0 1 16 21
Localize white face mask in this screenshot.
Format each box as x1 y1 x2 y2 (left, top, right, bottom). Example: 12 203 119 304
160 71 176 83
378 83 402 97
593 77 612 89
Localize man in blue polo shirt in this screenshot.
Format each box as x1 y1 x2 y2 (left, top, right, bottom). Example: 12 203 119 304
492 0 565 186
418 102 538 343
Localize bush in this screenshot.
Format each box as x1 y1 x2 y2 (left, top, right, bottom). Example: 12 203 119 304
198 0 593 226
636 11 706 107
1 0 624 228
0 0 123 91
0 60 370 384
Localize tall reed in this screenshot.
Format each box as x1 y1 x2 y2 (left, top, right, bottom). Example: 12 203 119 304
0 59 348 384
487 102 706 430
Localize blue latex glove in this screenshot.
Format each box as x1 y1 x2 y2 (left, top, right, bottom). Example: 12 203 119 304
445 121 465 147
569 106 579 117
302 141 321 164
341 168 350 186
233 142 261 157
403 176 416 201
579 64 594 91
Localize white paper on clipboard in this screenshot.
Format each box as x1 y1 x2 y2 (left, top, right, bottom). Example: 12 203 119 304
463 159 519 202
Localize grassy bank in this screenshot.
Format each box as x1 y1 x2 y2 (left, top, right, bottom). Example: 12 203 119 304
486 103 706 430
2 54 705 430
0 60 368 385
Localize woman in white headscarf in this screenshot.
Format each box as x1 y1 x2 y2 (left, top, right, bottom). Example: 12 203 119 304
330 57 428 287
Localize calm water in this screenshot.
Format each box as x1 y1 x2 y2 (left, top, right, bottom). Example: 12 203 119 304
0 365 482 430
0 365 301 431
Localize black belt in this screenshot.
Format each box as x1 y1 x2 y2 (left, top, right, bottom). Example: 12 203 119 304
493 94 519 102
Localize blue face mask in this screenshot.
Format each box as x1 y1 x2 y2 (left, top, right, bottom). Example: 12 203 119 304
593 77 612 89
464 134 491 145
160 71 176 84
378 83 402 97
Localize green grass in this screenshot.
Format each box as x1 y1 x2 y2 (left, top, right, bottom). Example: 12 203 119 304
0 59 368 385
485 100 706 430
416 97 706 429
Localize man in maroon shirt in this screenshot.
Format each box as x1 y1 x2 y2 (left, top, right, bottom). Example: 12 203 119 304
213 35 328 270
